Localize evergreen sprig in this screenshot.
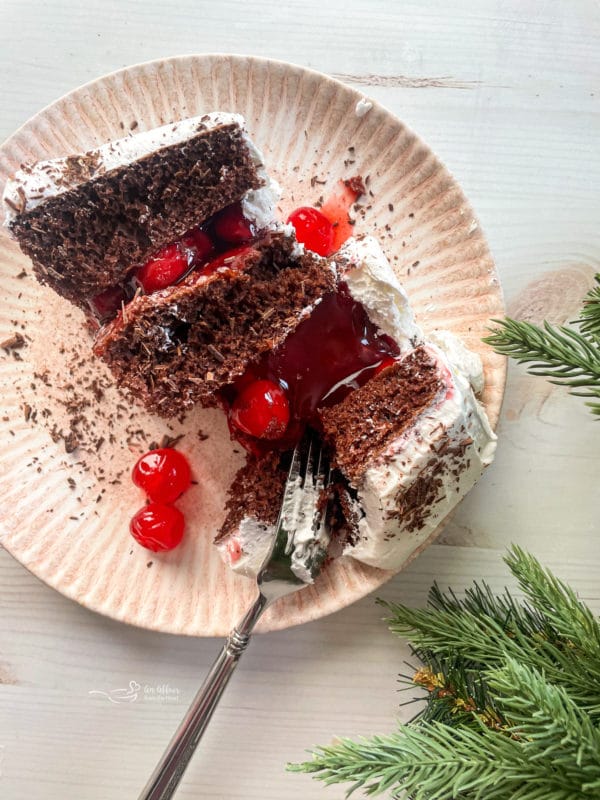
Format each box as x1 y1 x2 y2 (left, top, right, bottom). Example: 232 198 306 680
290 547 600 798
483 274 600 416
579 276 600 342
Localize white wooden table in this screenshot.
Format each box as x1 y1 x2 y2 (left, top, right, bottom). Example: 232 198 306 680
1 2 599 798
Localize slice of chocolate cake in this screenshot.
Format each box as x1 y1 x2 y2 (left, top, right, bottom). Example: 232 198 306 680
3 112 275 310
215 236 496 576
93 233 336 414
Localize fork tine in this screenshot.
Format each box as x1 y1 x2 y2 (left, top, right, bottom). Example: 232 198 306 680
257 428 332 593
312 438 327 493
286 433 304 487
303 430 316 489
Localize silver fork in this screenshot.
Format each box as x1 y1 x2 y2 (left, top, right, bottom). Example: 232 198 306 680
138 430 331 800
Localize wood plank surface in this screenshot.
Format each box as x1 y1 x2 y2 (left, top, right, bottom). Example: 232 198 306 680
1 1 599 797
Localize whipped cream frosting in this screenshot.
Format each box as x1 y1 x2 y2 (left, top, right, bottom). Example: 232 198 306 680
218 235 497 577
2 111 280 230
355 98 373 117
335 236 421 348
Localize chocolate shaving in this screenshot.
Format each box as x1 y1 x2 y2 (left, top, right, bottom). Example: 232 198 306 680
4 196 21 213
344 175 366 197
159 433 184 449
207 344 226 363
63 431 79 454
1 332 26 351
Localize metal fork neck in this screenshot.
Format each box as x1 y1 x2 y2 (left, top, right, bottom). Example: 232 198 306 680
226 593 269 657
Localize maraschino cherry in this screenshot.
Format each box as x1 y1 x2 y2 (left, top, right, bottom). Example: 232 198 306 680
129 447 193 551
132 448 192 504
214 202 255 244
229 379 290 439
130 503 185 552
287 207 335 256
136 229 213 293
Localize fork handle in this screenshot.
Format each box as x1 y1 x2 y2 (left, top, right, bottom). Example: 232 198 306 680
137 593 268 800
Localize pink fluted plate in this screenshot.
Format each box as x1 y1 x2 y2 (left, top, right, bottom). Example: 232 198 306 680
0 55 505 635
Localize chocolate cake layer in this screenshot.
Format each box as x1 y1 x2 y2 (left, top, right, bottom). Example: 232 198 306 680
8 122 261 308
319 347 444 485
216 451 287 544
93 235 336 416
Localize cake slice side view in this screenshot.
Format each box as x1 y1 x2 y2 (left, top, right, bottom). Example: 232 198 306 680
2 112 278 310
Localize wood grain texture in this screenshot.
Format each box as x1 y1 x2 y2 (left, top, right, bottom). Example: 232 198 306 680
0 1 599 798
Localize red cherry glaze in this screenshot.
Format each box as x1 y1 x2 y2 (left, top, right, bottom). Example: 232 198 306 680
213 202 255 244
227 539 243 563
87 202 259 322
224 287 399 453
130 503 185 552
197 245 255 277
232 366 259 394
180 228 214 262
373 356 398 377
287 207 335 256
135 229 214 294
320 180 362 251
261 289 398 419
132 448 192 504
230 379 290 440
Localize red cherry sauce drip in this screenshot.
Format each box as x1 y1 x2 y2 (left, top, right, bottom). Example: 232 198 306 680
224 285 400 454
88 202 256 325
320 178 364 252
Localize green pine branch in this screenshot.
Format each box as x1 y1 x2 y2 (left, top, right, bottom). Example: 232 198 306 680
505 546 600 665
489 657 600 785
380 597 600 717
290 547 600 799
290 720 598 800
483 274 600 416
579 276 600 342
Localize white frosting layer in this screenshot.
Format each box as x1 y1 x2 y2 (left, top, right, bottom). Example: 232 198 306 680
242 179 281 231
216 474 331 582
429 329 485 396
3 112 278 229
218 517 276 579
336 236 421 349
